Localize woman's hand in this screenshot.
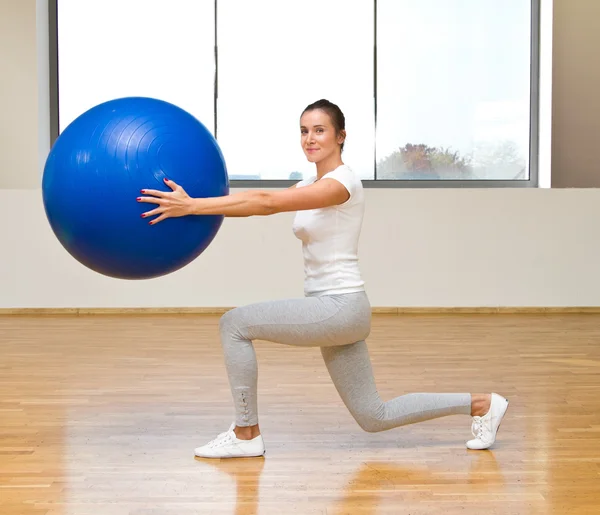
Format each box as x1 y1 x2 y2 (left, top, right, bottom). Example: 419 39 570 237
137 178 194 225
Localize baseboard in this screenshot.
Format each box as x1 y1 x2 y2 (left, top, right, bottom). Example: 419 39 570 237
1 306 600 315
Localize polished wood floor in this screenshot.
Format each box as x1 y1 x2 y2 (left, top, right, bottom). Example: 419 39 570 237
1 313 599 514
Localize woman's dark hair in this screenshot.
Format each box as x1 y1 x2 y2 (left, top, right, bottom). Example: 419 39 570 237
301 99 346 152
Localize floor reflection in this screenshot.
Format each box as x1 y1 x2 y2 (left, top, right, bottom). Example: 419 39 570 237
194 451 506 515
195 456 266 515
330 451 520 514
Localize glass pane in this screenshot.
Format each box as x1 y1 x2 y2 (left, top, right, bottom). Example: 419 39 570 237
217 0 374 180
57 0 215 134
376 0 531 180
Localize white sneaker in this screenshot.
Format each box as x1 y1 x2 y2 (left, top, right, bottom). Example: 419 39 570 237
466 393 509 450
194 423 266 459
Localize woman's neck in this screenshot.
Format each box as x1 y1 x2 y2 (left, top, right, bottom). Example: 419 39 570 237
316 156 344 180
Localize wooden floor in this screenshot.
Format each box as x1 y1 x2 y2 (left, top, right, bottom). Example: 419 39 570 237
1 313 599 514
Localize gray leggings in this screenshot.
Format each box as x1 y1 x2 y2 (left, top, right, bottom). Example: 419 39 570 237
219 291 471 431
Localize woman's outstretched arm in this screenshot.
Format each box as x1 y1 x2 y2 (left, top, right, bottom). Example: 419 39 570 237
138 177 349 223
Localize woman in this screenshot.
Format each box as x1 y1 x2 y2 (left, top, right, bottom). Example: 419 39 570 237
138 99 509 459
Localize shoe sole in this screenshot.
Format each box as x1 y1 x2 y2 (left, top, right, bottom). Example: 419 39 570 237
194 450 266 459
496 399 509 436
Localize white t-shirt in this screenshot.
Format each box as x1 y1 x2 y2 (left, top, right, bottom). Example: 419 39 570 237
292 164 366 296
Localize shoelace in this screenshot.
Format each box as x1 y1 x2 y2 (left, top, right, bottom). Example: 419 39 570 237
207 431 235 449
471 417 485 439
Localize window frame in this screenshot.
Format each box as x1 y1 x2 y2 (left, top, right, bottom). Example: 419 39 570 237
48 0 541 189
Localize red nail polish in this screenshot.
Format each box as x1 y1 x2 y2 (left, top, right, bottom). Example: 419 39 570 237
141 214 145 218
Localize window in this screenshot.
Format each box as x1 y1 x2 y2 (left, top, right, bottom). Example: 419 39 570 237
52 0 539 186
55 0 214 134
216 0 374 181
376 0 533 182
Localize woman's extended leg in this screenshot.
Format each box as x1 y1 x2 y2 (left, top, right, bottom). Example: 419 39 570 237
320 340 471 432
321 341 509 449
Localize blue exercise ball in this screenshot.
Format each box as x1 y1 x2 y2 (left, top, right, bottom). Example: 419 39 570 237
42 97 229 279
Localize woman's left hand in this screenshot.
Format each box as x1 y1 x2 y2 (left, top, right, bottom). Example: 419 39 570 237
137 178 193 225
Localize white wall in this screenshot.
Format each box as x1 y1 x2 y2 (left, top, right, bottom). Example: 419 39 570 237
3 187 600 309
0 0 40 189
2 0 600 310
552 0 600 187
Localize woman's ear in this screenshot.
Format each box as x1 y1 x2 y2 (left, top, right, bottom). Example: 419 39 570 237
338 130 347 145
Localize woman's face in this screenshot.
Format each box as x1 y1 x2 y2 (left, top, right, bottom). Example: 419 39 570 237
300 109 345 164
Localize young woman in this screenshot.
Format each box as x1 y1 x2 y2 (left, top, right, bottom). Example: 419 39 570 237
138 99 509 459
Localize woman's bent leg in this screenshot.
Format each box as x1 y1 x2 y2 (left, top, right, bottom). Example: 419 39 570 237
218 293 371 427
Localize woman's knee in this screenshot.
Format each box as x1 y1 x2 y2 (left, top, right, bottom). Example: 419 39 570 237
219 307 243 336
351 410 386 433
343 399 387 433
